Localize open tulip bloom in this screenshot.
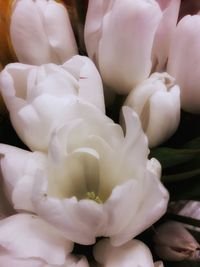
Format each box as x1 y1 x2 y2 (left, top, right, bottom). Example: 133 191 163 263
0 104 168 246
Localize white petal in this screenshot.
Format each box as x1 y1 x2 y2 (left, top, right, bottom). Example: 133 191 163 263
0 144 47 211
63 55 105 112
32 172 104 245
152 0 181 71
110 161 169 246
10 0 52 64
0 255 45 267
42 0 78 63
146 85 180 147
120 107 148 179
167 15 200 113
94 238 155 267
0 214 73 265
85 0 162 93
10 0 77 65
102 179 142 237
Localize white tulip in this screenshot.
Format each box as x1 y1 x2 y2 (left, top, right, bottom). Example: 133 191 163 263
167 14 200 113
0 105 169 246
84 0 162 94
84 0 180 94
0 213 90 267
123 72 180 147
0 55 105 151
10 0 78 65
93 238 164 267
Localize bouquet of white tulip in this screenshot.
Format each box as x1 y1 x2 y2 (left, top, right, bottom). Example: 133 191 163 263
0 0 200 266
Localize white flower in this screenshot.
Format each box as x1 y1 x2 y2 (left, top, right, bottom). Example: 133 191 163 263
0 213 89 267
123 72 180 147
93 238 164 267
10 0 78 65
167 14 200 113
0 55 105 151
152 0 181 71
84 0 180 94
0 104 169 246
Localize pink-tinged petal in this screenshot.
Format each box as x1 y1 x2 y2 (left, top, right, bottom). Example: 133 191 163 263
123 72 181 147
94 238 156 266
0 144 47 212
84 0 105 61
146 85 180 147
0 214 73 265
152 0 181 71
42 0 78 63
10 0 77 65
0 255 45 267
85 0 162 93
10 0 52 65
167 15 200 113
63 55 105 112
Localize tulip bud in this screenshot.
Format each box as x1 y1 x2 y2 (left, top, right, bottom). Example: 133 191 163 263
167 14 200 113
122 72 180 147
84 0 162 94
9 0 78 65
154 221 200 261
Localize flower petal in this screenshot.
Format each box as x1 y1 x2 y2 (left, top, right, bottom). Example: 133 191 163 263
0 213 73 265
110 160 169 246
63 55 105 112
32 171 104 245
0 144 47 211
93 238 156 266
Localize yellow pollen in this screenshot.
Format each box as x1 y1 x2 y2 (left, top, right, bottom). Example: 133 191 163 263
86 192 102 204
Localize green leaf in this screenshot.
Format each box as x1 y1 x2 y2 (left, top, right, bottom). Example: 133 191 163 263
166 175 200 201
150 147 200 169
184 137 200 150
162 168 200 183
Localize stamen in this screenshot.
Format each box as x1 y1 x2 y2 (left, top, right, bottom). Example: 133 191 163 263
86 191 102 204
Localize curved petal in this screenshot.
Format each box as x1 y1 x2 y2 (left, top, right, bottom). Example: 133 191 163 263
120 106 148 179
152 0 181 71
0 214 73 265
93 238 156 266
0 144 47 212
110 162 169 246
123 72 181 147
63 55 105 112
10 0 77 65
85 0 162 93
167 15 200 113
10 0 52 64
102 179 143 238
32 171 105 245
41 0 78 63
146 85 180 147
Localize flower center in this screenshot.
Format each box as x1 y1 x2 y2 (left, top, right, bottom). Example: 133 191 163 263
86 191 102 204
